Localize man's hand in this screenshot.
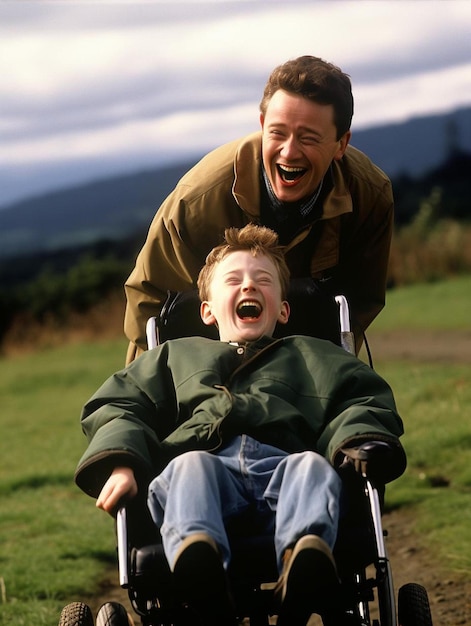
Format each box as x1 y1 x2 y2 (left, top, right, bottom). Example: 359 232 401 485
96 467 138 515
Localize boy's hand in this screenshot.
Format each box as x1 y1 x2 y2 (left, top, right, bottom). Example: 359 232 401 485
339 441 396 482
96 467 138 515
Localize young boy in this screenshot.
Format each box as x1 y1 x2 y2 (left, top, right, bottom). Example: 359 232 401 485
75 224 406 626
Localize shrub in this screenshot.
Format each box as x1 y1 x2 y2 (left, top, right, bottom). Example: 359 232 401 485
388 188 471 286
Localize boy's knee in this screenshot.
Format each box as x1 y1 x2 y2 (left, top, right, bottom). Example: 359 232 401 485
285 450 330 471
168 450 220 476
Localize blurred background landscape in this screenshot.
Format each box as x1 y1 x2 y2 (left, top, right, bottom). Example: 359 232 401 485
0 4 470 623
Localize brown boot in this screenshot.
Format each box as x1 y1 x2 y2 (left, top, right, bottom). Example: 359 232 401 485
275 535 340 626
172 533 237 626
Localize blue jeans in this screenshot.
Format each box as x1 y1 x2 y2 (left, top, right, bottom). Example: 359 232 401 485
147 435 342 572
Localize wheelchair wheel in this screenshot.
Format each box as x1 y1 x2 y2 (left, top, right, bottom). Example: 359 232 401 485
96 601 134 625
59 601 94 626
398 583 433 626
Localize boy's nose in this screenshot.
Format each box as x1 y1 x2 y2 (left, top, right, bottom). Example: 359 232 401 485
241 278 256 291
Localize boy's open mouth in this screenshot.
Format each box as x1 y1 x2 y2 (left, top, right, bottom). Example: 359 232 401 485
237 300 262 319
277 164 307 183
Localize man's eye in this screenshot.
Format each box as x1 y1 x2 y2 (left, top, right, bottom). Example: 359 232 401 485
302 135 320 145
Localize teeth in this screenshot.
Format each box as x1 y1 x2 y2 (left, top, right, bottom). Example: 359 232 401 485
279 165 304 173
277 165 306 181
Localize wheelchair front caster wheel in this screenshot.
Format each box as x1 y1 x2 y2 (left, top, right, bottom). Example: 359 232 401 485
59 602 94 626
398 583 433 626
96 601 134 625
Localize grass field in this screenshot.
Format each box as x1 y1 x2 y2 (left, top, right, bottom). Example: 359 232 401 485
369 274 471 331
0 276 470 625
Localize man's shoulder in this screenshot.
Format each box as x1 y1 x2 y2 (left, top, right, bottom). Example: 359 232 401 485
179 132 261 190
343 145 391 186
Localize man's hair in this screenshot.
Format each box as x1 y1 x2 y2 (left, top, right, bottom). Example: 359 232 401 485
197 224 290 301
260 55 354 139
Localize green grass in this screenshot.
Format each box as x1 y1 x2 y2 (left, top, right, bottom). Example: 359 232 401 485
0 277 470 624
369 274 471 331
374 361 471 574
0 340 128 625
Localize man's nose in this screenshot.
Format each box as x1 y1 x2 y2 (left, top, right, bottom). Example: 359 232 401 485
280 135 300 158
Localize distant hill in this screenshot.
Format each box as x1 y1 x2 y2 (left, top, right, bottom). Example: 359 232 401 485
0 106 470 261
352 106 471 178
0 161 196 260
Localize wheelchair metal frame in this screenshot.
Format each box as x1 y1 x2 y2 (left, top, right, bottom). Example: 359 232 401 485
58 289 432 626
115 295 400 626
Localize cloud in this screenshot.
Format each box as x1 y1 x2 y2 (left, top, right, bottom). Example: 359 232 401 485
1 0 471 206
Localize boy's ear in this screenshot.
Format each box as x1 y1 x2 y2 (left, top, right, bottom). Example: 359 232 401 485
278 300 290 325
200 301 217 327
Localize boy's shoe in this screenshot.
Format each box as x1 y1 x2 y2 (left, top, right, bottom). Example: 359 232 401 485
173 532 237 626
275 534 340 626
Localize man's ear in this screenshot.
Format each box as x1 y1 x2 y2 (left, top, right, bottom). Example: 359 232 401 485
260 112 265 129
333 130 351 161
200 301 217 327
277 301 290 325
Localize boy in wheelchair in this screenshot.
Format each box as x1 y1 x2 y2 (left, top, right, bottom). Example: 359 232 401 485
75 224 406 626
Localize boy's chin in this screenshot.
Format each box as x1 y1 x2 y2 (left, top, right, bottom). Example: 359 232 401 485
219 322 275 343
231 329 268 343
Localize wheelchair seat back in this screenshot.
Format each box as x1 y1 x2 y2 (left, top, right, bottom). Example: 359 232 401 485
158 277 341 345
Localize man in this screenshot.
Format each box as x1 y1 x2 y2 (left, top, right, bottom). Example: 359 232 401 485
124 55 394 364
76 225 405 625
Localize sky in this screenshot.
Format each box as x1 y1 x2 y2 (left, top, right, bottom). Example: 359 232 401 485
1 0 471 208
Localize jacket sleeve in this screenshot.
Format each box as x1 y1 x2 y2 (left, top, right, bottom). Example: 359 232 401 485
316 358 406 482
124 193 211 362
74 350 178 497
338 172 394 354
348 183 393 353
123 137 257 364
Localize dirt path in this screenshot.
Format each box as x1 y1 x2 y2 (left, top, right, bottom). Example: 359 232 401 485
87 331 471 624
364 329 471 364
385 507 471 625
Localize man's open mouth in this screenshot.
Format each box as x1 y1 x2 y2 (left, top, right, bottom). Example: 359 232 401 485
237 300 262 319
277 164 307 183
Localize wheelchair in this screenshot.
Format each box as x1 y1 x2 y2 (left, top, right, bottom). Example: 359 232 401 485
59 280 433 626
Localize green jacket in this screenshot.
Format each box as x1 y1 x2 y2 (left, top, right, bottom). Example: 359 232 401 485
124 132 394 361
75 336 405 498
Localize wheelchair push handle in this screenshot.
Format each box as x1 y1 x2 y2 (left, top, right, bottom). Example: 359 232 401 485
335 295 355 354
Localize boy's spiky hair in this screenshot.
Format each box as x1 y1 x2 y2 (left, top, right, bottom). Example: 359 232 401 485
197 224 290 301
